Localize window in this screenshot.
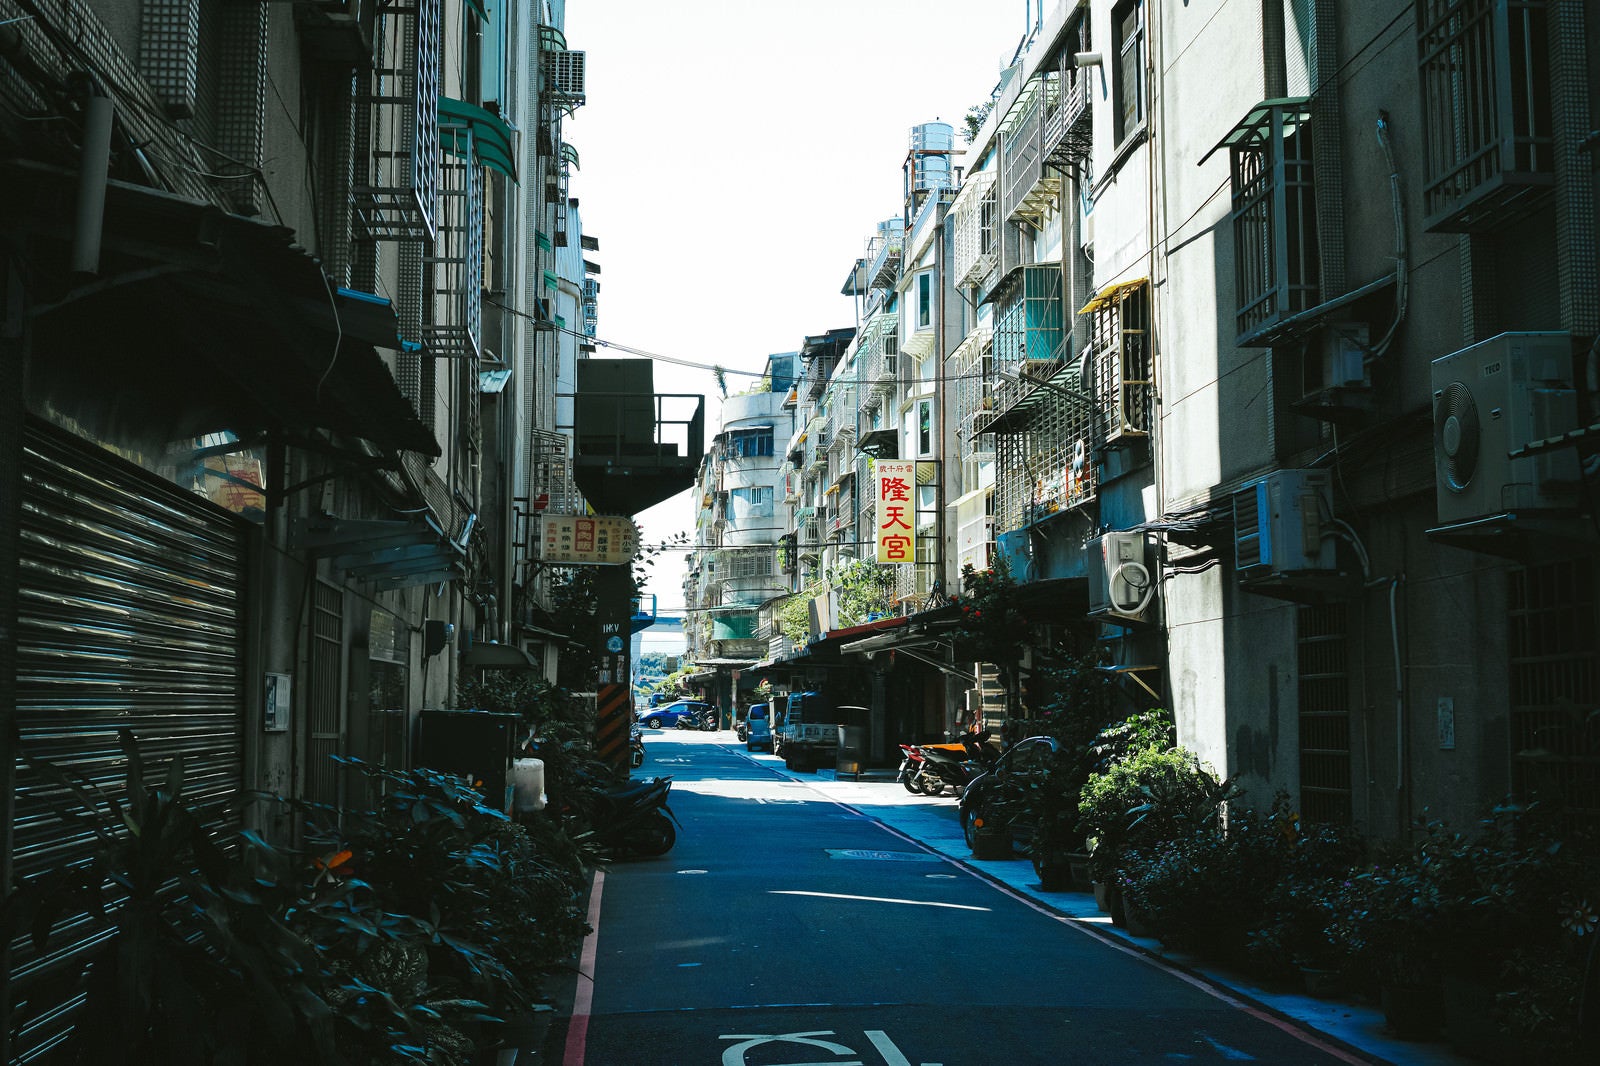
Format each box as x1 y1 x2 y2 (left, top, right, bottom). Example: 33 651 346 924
917 272 933 328
1223 101 1319 344
1416 0 1554 232
730 486 773 519
728 427 774 458
1113 0 1145 146
1087 281 1152 444
1509 557 1600 834
1298 604 1352 825
918 400 934 457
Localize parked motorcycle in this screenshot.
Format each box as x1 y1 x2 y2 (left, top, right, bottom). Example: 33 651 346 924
574 772 679 858
896 744 927 794
684 706 717 731
630 724 645 769
910 730 1002 797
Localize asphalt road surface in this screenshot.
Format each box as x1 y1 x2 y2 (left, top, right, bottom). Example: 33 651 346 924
554 730 1369 1066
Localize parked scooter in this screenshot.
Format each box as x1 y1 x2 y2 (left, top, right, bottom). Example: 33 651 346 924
897 744 927 794
573 771 679 858
910 730 1002 797
676 705 718 731
630 723 645 769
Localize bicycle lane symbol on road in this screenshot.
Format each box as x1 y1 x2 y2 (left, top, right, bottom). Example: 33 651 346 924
719 1029 940 1066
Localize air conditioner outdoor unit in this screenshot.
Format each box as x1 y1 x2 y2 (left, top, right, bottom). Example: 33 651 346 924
1304 321 1370 395
1086 531 1154 623
1431 332 1578 526
1233 469 1336 581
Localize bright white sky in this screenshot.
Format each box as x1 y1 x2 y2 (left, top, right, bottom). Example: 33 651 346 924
564 0 1034 616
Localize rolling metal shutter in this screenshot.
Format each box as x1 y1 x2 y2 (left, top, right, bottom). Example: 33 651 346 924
7 423 246 1060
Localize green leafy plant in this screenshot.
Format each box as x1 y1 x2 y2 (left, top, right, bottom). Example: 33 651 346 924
285 757 590 1059
778 588 818 644
831 558 894 625
1078 744 1236 880
1119 796 1366 974
950 561 1026 667
0 730 339 1065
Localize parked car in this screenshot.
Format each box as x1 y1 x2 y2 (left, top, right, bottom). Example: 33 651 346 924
958 735 1061 858
637 700 711 729
744 703 772 751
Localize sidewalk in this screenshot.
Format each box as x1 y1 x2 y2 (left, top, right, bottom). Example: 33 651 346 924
746 748 1474 1066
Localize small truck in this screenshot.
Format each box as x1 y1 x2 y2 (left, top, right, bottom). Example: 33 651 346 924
771 691 839 771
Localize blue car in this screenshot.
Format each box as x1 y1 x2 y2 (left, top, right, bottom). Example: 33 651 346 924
637 700 710 729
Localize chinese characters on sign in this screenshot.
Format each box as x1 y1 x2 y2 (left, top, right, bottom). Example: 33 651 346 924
874 459 916 564
538 515 640 565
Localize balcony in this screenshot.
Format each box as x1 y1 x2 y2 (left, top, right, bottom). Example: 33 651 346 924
566 359 706 515
866 235 903 289
354 0 441 240
1000 78 1063 228
1417 0 1554 232
1042 24 1092 171
952 171 998 287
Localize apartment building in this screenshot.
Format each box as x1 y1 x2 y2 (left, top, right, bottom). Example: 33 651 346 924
961 0 1599 836
0 1 592 1053
684 353 801 713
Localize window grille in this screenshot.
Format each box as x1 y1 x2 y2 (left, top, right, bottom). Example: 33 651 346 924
1089 282 1152 442
355 0 441 241
718 548 775 580
1042 15 1093 171
1417 0 1553 232
952 171 1000 287
1000 78 1062 227
1508 556 1600 833
1223 100 1319 345
1298 603 1352 824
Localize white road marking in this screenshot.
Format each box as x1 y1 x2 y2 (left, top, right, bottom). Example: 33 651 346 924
863 1030 919 1066
718 1031 860 1066
770 890 991 912
1195 1031 1255 1060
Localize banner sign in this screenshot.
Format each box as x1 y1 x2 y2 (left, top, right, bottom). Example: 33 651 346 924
539 515 639 565
874 459 916 563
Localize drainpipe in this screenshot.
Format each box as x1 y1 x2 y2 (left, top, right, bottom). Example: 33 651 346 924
70 75 114 276
1389 575 1407 832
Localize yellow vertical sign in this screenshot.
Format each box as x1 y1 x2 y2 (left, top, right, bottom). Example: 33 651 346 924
874 459 917 564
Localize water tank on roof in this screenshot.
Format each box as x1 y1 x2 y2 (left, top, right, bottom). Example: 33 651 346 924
908 122 955 192
910 122 955 152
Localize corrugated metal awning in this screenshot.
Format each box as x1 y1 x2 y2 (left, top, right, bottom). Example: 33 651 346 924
1079 276 1150 316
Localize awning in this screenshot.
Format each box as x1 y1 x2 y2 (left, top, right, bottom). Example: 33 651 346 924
461 642 539 670
1198 97 1312 167
1079 276 1149 317
14 163 438 457
439 97 519 180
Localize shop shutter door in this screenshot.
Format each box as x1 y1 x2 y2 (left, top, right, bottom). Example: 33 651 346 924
7 423 246 1059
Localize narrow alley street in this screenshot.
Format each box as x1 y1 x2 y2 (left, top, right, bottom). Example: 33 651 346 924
549 732 1411 1066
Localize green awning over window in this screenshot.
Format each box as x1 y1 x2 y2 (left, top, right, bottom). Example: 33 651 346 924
542 270 559 291
438 96 518 181
535 230 552 251
463 0 487 20
712 615 757 640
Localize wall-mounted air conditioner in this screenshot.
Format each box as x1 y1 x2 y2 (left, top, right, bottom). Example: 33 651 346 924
1087 531 1154 623
1304 321 1370 395
1232 469 1336 582
1431 332 1578 526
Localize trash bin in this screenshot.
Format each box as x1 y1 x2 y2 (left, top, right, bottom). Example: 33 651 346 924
836 725 866 778
510 757 547 813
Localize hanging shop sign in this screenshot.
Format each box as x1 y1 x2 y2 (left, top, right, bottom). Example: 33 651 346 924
874 458 916 564
538 514 640 565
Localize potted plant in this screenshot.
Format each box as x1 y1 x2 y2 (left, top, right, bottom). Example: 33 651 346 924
1078 742 1235 896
